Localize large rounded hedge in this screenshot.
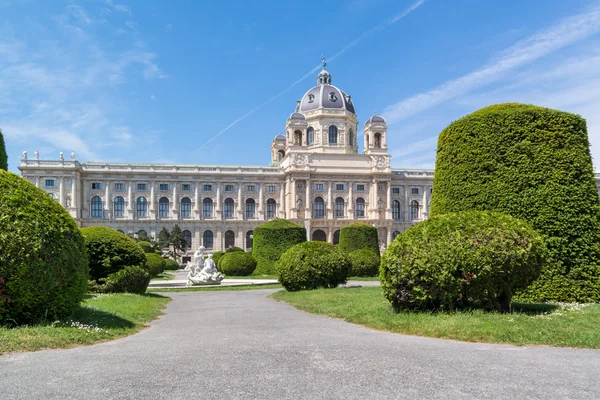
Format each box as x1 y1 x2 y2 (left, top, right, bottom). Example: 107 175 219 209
145 253 166 276
0 171 88 324
430 103 600 302
81 226 147 280
104 266 150 294
164 258 180 271
0 128 7 170
348 249 380 277
137 241 153 253
277 241 351 291
212 251 225 269
220 252 257 276
380 211 547 312
338 222 380 256
253 218 306 275
225 246 244 253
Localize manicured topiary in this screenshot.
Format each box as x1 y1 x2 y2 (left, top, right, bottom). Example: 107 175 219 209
164 258 180 271
253 218 306 275
212 251 225 268
104 266 150 294
137 241 153 253
380 211 547 312
145 253 166 276
220 252 257 276
277 241 351 291
0 170 88 324
430 103 600 302
338 222 380 256
348 249 380 277
81 226 147 280
225 246 244 253
0 128 7 170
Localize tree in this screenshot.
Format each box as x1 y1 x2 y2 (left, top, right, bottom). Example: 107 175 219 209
157 228 171 249
159 225 187 259
0 128 7 170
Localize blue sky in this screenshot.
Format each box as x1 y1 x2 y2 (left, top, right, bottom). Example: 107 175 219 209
2 0 600 172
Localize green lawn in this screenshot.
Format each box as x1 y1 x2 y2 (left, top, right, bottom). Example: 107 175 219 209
0 293 170 354
270 286 600 348
348 276 380 281
149 283 282 292
224 274 278 280
152 272 175 280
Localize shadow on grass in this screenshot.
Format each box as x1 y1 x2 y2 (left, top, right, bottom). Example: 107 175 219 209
511 302 560 315
385 302 561 316
71 306 135 329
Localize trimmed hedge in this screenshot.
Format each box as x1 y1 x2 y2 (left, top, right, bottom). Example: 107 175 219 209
164 258 180 271
380 211 547 312
430 103 600 302
145 253 166 276
220 252 257 276
212 251 225 268
253 218 306 275
0 128 6 170
104 266 150 294
81 226 147 280
348 249 380 277
137 241 153 253
277 241 351 291
225 246 244 253
338 222 380 256
0 171 88 324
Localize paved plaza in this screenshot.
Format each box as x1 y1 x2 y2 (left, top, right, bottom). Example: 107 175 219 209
1 289 599 399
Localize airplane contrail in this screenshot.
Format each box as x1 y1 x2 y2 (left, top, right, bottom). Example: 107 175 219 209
192 0 427 154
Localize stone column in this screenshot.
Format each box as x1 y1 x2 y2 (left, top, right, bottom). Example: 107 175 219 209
348 182 354 220
71 176 78 210
386 182 392 219
36 176 41 188
305 179 311 219
172 185 178 220
387 229 393 246
105 180 111 219
149 182 155 220
404 185 409 222
291 178 297 219
216 184 222 211
327 181 333 219
128 182 134 218
369 180 377 219
237 184 243 219
279 182 285 218
59 177 65 207
258 183 264 220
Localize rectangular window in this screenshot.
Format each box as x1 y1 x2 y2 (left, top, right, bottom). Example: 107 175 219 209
114 183 124 191
267 185 276 193
45 179 55 187
356 184 365 191
392 187 400 194
315 183 324 191
137 183 147 191
335 184 344 191
181 184 191 191
203 184 212 191
247 185 255 192
266 200 276 218
225 184 234 192
411 188 419 195
91 182 101 190
159 183 169 191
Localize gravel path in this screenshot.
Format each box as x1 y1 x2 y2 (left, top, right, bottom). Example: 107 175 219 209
1 289 599 399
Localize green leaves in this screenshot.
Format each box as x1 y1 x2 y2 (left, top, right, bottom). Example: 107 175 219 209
252 218 306 275
0 128 7 170
338 222 380 256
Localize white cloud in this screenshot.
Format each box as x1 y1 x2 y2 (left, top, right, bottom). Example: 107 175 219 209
114 5 131 14
383 2 600 124
165 23 172 31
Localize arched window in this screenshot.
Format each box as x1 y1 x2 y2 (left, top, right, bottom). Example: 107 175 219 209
48 192 56 199
136 230 148 240
159 197 169 217
182 230 192 249
91 196 103 218
114 196 125 217
335 197 345 217
224 198 234 218
307 127 314 145
266 198 277 218
225 230 235 249
277 150 285 160
366 134 370 148
203 197 213 218
328 125 338 144
137 197 147 217
313 196 324 218
410 200 420 220
312 229 327 242
181 197 192 218
246 230 253 249
392 200 400 220
333 230 340 245
392 230 401 240
245 198 255 219
349 129 354 147
294 130 302 145
203 230 214 249
374 132 382 148
355 197 365 218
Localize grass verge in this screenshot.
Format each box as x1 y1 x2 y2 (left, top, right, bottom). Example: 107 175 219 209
270 286 600 348
348 276 380 281
0 293 170 354
223 274 278 280
149 283 282 292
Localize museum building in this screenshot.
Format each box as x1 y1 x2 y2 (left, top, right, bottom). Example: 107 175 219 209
19 62 435 260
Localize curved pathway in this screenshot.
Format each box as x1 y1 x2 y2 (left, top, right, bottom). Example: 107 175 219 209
1 289 599 399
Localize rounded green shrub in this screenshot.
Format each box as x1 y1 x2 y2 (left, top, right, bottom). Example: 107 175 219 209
137 241 153 253
220 252 257 276
348 249 380 277
380 211 547 312
277 241 351 291
104 266 150 294
430 103 600 302
212 251 225 269
0 128 7 170
253 218 306 275
225 246 244 253
145 253 166 276
164 258 179 271
338 222 380 256
0 170 88 324
81 226 147 280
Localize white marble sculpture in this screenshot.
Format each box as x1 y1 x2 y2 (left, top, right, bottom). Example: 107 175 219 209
22 150 27 160
60 151 64 161
34 150 39 160
187 246 223 286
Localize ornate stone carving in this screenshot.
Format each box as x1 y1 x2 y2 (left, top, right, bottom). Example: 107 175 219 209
293 154 309 166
